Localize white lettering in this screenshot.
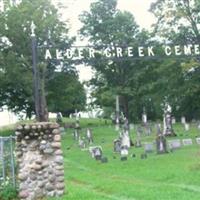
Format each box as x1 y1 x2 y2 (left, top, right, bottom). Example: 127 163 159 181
89 48 95 58
45 49 52 59
194 44 200 55
138 47 144 57
184 44 192 55
148 46 155 56
165 46 172 56
127 47 133 57
104 48 112 57
65 49 73 59
116 47 123 57
56 49 63 60
174 45 182 55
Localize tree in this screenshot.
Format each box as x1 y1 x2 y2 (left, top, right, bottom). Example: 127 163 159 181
150 0 200 120
80 0 157 120
0 0 85 120
47 71 86 117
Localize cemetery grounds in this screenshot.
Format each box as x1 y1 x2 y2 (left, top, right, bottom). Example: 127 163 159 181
1 119 200 200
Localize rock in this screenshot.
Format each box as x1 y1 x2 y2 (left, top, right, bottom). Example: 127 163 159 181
36 158 43 164
55 170 64 176
18 173 28 181
57 176 64 182
55 156 63 164
55 149 62 155
15 131 21 136
55 165 64 170
48 175 56 182
52 129 60 135
54 135 61 142
47 191 55 197
24 125 30 130
19 190 29 198
44 148 54 154
46 183 54 191
52 142 61 148
56 183 65 190
32 125 37 130
38 181 45 188
34 188 43 199
16 125 23 131
30 163 42 171
56 190 64 196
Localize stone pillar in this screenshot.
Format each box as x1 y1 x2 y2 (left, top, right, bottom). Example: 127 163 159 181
15 122 65 200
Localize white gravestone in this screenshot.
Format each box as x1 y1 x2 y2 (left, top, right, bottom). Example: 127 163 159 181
181 116 186 124
196 138 200 145
184 123 190 131
182 139 193 146
121 130 130 148
172 117 176 124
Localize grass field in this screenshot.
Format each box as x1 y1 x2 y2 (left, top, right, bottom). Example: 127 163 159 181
1 119 200 200
47 121 200 200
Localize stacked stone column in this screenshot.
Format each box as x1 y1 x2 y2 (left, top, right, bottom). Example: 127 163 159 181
15 122 65 200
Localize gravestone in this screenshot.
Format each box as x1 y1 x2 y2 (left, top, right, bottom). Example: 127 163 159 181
144 142 154 153
135 129 142 147
196 138 200 145
89 146 102 160
182 138 193 146
198 124 200 130
129 124 134 130
168 139 181 150
73 130 79 141
56 112 63 124
181 116 186 124
123 118 129 131
163 104 176 136
121 130 131 149
113 139 121 153
86 128 93 144
156 135 168 154
142 109 147 125
141 153 147 159
78 137 86 149
172 117 176 124
101 157 108 163
144 124 152 136
184 123 190 131
120 146 129 159
156 123 162 135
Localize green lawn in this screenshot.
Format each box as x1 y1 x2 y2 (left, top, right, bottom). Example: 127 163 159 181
49 122 200 200
1 120 200 200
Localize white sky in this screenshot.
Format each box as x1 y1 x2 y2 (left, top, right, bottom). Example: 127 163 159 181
52 0 156 82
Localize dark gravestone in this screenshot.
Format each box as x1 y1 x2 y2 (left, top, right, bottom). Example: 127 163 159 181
131 153 136 158
56 112 63 124
121 156 127 161
89 146 103 160
113 139 121 153
141 153 147 159
163 107 176 136
156 135 168 154
101 157 108 163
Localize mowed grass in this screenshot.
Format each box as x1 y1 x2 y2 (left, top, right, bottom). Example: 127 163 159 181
48 122 200 200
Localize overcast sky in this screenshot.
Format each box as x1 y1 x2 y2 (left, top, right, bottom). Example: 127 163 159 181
52 0 157 81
